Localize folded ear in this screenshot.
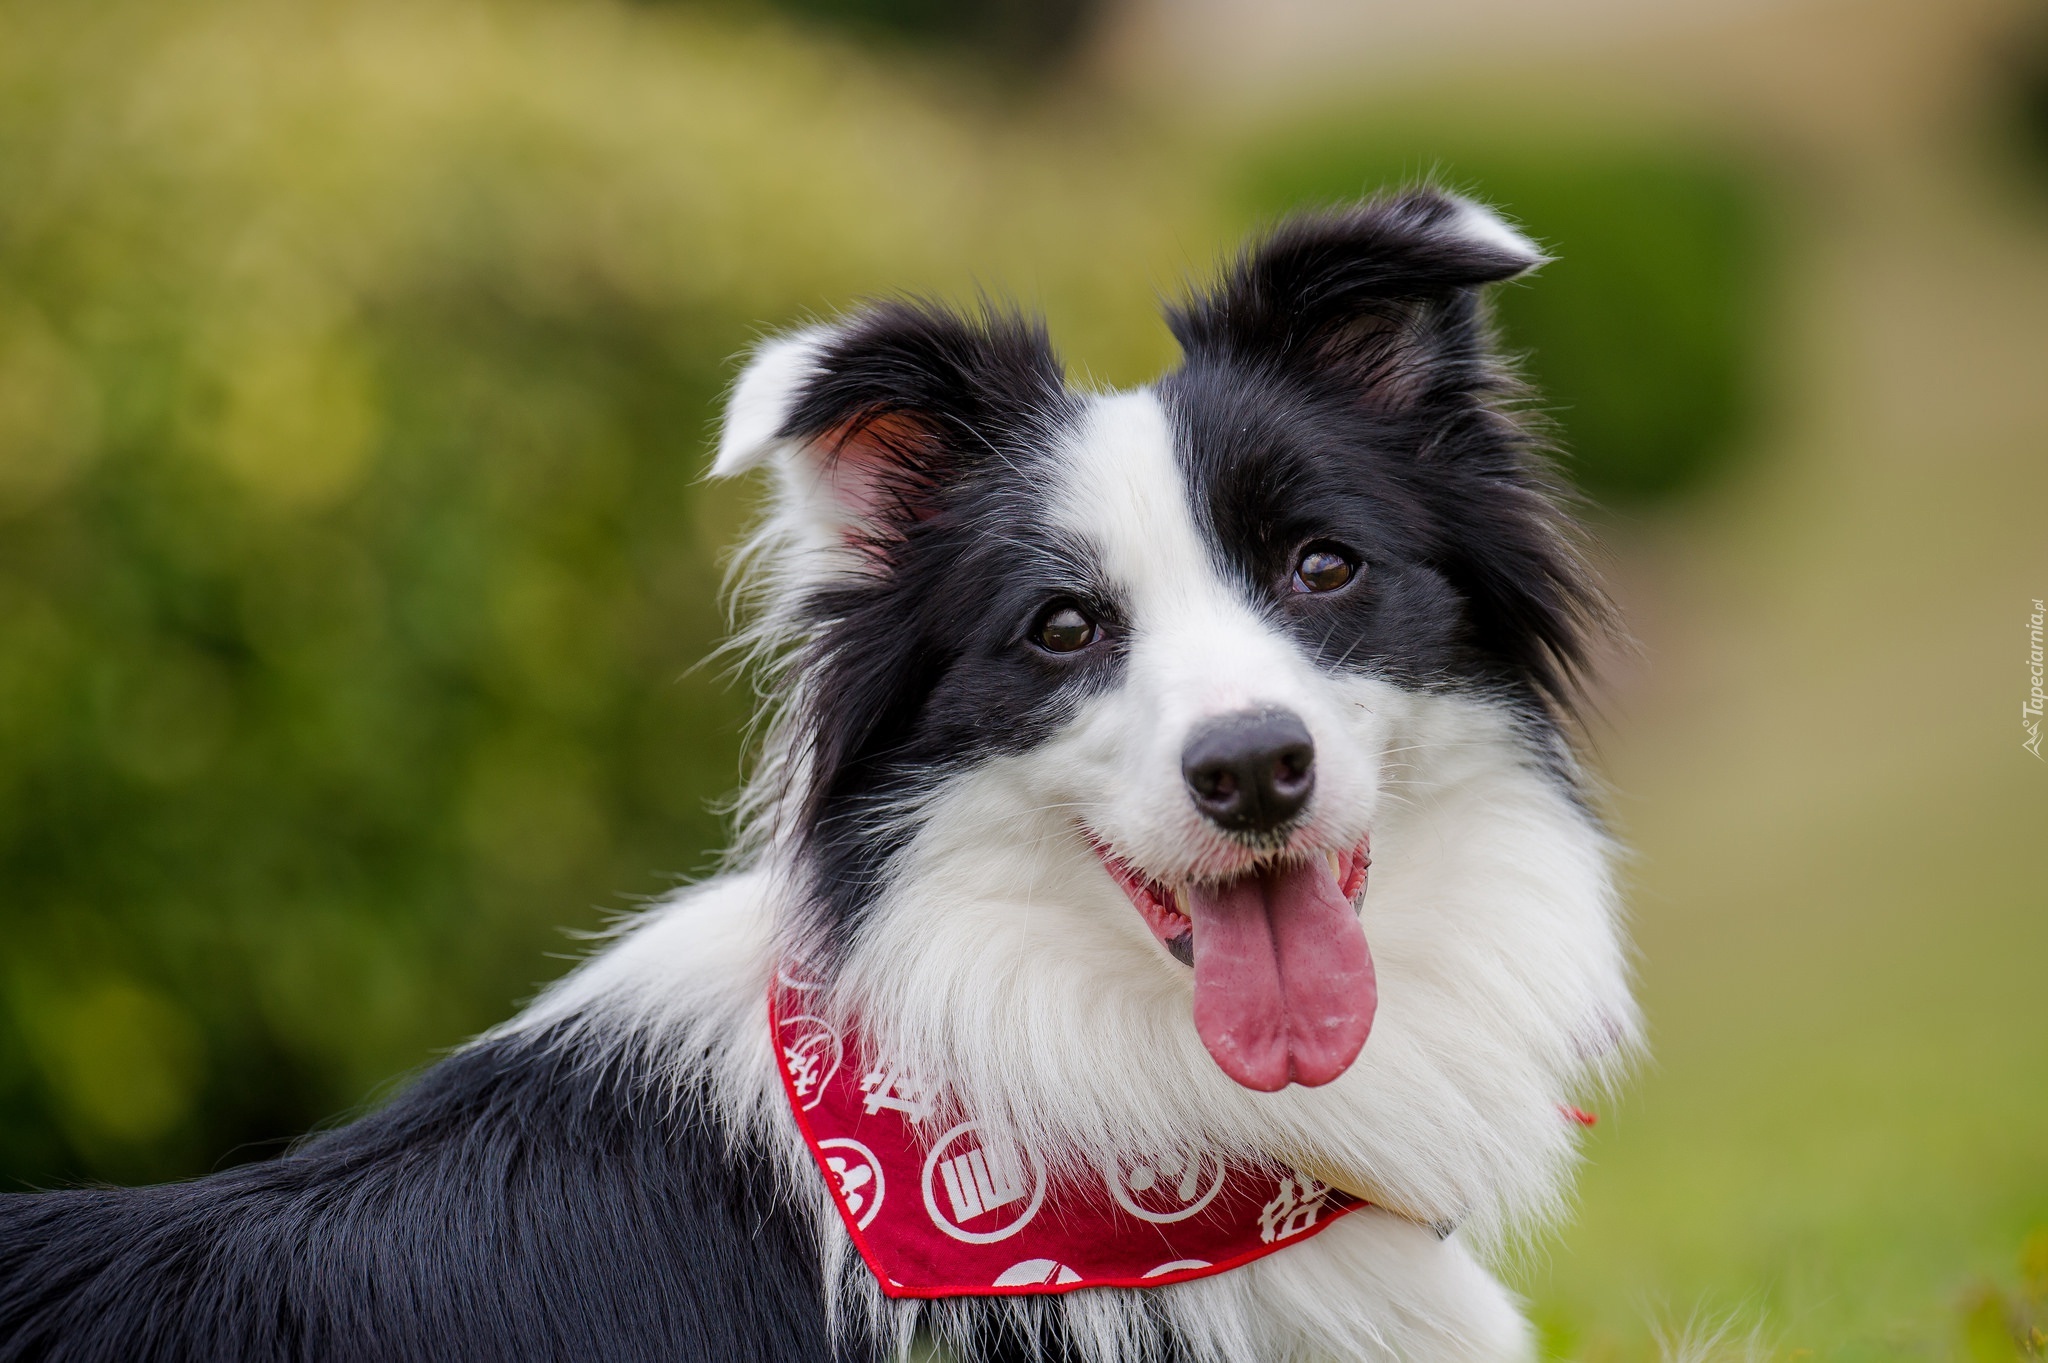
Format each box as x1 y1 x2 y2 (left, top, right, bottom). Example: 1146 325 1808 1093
712 303 1068 553
1167 189 1544 410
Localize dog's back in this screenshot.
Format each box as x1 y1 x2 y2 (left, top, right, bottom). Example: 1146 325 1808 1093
0 1031 829 1363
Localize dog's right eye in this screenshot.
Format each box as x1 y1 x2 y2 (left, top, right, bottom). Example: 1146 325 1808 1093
1034 604 1100 654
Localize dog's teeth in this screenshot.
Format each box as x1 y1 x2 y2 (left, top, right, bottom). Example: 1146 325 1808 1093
1171 886 1190 918
1327 851 1343 878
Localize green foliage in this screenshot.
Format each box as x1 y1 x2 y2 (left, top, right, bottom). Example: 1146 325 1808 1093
1233 121 1772 502
0 0 1197 1186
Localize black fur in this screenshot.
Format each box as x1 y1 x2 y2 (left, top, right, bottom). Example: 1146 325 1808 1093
0 1031 858 1362
771 302 1101 960
1163 190 1604 730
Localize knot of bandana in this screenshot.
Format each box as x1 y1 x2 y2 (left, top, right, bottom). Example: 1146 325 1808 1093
771 967 1366 1299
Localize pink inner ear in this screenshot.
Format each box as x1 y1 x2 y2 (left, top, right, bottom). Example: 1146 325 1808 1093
819 409 943 536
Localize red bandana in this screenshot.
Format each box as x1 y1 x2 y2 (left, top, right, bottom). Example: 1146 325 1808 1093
772 971 1366 1298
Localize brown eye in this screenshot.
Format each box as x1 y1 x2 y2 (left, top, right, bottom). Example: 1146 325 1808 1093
1035 604 1099 654
1291 545 1357 594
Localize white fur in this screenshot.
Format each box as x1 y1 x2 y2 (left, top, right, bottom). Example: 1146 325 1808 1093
1444 199 1547 273
712 329 830 479
504 352 1637 1362
709 326 884 577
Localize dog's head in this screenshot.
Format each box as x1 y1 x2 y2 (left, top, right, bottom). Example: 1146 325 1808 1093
715 191 1609 1112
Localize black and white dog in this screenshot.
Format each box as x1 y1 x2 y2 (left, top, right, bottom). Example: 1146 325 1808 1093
0 190 1638 1363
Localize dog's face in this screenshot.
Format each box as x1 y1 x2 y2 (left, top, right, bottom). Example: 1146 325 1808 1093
716 191 1601 1103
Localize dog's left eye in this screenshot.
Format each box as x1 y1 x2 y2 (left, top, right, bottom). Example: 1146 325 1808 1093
1034 604 1100 654
1291 544 1357 594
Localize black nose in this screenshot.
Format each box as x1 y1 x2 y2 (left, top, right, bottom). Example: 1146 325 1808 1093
1181 708 1316 835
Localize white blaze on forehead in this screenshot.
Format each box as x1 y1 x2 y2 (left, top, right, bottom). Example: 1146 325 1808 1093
1050 389 1228 624
1050 390 1303 716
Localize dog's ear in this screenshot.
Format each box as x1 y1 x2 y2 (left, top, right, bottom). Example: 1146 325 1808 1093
1167 189 1543 411
712 303 1067 552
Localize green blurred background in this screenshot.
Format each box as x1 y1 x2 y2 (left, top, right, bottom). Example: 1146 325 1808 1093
0 0 2042 1358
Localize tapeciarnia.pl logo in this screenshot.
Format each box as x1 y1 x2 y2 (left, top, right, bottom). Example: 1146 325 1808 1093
2026 598 2045 760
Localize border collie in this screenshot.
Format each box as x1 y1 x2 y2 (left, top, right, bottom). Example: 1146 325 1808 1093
0 189 1639 1363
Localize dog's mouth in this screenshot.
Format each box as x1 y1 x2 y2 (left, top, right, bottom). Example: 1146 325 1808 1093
1093 836 1376 1093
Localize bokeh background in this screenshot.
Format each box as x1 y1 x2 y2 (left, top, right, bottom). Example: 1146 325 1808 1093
1 0 2043 1356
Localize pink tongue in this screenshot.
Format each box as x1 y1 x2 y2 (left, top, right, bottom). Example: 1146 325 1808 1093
1187 859 1377 1091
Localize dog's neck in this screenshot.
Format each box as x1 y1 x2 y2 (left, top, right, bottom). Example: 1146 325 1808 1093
800 699 1630 1245
505 691 1634 1252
